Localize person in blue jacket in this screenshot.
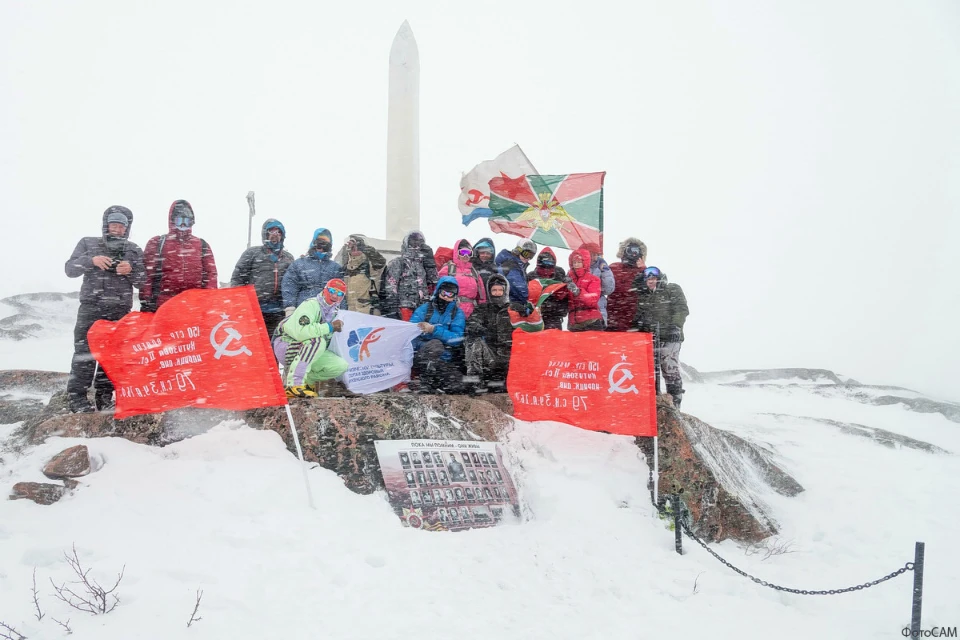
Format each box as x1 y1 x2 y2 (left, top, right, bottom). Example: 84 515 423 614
494 239 535 305
281 228 345 315
410 275 466 393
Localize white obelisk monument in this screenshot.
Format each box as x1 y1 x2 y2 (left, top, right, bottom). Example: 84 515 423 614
385 20 420 242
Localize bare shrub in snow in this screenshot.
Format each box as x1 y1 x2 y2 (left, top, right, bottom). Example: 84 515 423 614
32 567 44 621
50 544 125 615
187 588 203 628
744 537 797 561
0 621 26 640
52 617 73 635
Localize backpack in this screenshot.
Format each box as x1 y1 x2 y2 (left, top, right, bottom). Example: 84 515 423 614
444 261 483 304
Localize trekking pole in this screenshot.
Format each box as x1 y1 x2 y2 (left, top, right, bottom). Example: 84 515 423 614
654 322 661 395
246 191 256 250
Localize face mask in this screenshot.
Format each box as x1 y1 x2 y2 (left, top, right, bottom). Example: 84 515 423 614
314 240 331 259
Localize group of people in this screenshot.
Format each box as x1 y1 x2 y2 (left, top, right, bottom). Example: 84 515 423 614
64 203 689 413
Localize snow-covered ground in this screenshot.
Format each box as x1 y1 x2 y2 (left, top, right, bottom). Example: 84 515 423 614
1 317 959 638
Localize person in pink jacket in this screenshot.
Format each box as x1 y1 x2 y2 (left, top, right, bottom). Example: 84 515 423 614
438 238 487 318
565 247 603 331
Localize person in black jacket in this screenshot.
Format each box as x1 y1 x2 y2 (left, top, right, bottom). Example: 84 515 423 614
471 237 498 288
64 206 146 413
464 275 514 393
230 218 295 337
633 267 689 408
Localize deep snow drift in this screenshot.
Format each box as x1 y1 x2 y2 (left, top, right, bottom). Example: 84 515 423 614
1 297 959 639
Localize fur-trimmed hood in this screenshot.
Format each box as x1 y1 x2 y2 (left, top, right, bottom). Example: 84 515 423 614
616 237 648 261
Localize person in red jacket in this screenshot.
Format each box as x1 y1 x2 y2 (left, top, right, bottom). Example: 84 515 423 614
565 247 603 332
140 199 218 312
606 237 647 332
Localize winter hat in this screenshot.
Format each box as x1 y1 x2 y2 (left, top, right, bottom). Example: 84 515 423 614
474 240 493 252
320 278 347 306
106 211 129 227
486 274 510 304
580 242 603 258
514 239 537 258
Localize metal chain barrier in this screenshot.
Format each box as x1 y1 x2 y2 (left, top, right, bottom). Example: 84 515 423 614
679 519 913 595
651 491 914 595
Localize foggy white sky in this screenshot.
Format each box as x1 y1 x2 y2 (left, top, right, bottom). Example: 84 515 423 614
1 0 958 399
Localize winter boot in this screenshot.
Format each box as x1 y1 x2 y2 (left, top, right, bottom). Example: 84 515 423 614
67 393 96 414
666 383 684 410
286 385 318 398
95 390 115 413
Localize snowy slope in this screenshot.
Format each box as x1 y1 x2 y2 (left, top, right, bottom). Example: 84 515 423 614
1 306 959 638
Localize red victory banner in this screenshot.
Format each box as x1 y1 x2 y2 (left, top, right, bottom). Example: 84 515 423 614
506 330 657 436
88 286 287 419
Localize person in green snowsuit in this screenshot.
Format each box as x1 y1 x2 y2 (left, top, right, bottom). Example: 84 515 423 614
273 277 350 397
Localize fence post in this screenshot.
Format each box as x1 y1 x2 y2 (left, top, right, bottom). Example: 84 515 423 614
673 493 682 555
910 541 925 633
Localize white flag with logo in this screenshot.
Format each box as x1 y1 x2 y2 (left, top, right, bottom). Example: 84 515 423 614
329 311 422 394
459 144 537 225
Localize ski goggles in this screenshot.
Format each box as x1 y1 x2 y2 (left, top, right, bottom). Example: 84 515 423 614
458 248 473 258
519 248 536 259
173 216 194 228
624 246 642 259
643 267 661 279
314 240 332 251
438 286 458 298
538 258 555 267
326 287 345 298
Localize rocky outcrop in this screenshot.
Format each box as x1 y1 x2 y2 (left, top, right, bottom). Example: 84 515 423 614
0 292 79 341
10 481 70 505
6 367 798 543
761 413 949 453
636 397 803 544
244 395 513 494
15 392 241 447
0 370 70 425
43 445 92 479
866 395 960 424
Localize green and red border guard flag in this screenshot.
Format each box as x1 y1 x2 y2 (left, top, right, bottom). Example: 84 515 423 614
88 286 287 418
488 172 605 250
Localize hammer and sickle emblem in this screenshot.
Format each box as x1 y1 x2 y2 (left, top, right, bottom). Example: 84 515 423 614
465 189 490 207
210 315 253 360
608 362 639 394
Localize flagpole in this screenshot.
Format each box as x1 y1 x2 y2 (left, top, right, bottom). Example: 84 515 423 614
284 403 316 509
514 143 540 175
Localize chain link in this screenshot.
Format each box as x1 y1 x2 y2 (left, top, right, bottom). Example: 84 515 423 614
652 491 913 595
